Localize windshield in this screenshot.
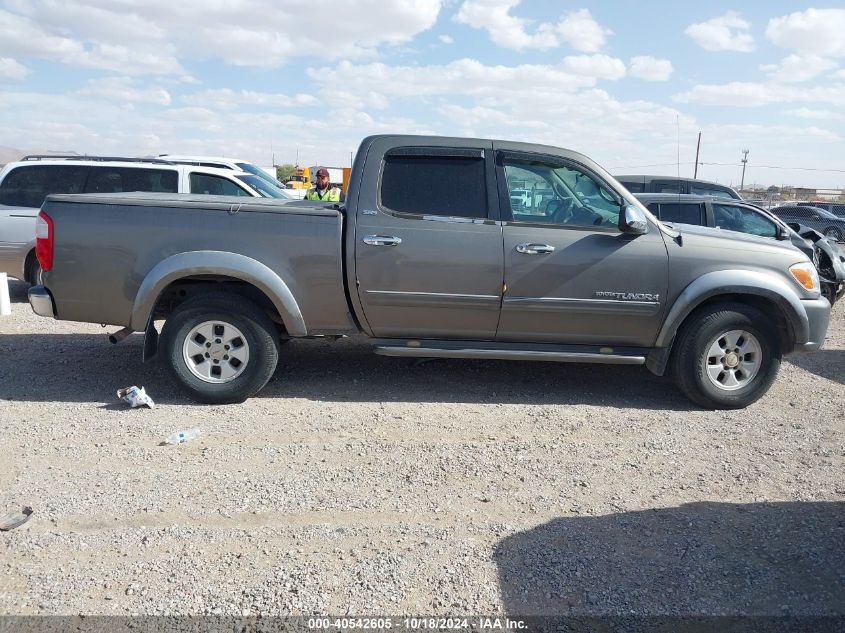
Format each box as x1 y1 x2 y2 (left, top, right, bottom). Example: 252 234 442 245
816 209 838 219
235 162 283 187
236 175 294 198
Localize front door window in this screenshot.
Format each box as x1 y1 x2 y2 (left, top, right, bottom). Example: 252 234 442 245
502 158 620 228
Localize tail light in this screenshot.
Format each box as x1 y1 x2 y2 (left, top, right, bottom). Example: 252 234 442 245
35 210 53 272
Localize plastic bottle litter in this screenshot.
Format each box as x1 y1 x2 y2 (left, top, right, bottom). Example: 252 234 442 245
0 506 33 531
164 428 201 445
117 386 155 409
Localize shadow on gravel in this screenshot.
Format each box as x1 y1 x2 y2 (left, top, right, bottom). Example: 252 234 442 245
0 333 697 410
788 349 845 385
494 501 845 621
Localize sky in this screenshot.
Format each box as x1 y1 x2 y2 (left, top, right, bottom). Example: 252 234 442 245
1 1 844 189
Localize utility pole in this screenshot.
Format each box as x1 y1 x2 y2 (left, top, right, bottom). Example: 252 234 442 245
740 149 749 193
693 132 701 178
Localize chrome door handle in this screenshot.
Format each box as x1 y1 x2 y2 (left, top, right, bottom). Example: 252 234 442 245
363 235 402 246
516 243 555 254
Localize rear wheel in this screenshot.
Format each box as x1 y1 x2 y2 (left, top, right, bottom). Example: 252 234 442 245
160 293 279 404
671 303 781 409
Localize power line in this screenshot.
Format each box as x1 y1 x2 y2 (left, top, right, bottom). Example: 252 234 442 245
609 161 845 174
700 162 845 173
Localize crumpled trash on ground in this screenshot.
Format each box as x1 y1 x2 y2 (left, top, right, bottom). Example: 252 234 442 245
0 506 33 531
117 385 155 409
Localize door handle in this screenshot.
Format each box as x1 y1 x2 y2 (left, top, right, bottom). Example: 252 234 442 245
516 243 555 254
363 235 402 246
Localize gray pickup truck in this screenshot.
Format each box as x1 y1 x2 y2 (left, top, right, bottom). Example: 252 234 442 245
29 135 830 409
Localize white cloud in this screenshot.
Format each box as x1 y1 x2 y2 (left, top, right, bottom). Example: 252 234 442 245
74 77 171 106
629 56 673 81
674 81 845 107
439 35 454 44
562 55 625 80
0 1 444 74
0 57 29 80
454 0 559 50
766 9 845 57
182 89 319 110
685 11 754 52
785 107 845 121
760 54 838 83
0 9 185 75
556 9 612 53
454 2 610 52
307 59 600 101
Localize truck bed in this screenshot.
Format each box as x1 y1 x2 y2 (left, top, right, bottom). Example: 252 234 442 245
41 192 354 334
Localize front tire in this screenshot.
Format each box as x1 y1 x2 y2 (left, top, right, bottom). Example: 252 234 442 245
160 293 279 404
671 303 781 409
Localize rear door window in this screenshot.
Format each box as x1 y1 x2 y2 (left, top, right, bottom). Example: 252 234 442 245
84 167 178 193
689 183 737 199
380 153 487 219
652 180 683 194
0 165 89 207
714 203 778 237
656 202 705 225
618 180 644 193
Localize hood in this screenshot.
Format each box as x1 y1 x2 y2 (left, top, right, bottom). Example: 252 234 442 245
661 221 805 257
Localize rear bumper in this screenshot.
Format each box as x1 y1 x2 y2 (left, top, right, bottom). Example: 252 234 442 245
793 297 831 352
28 285 55 318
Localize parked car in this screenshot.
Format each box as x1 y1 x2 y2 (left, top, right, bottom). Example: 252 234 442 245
796 201 845 219
28 135 830 409
769 205 845 242
636 193 845 305
158 154 285 189
615 175 741 200
0 156 294 284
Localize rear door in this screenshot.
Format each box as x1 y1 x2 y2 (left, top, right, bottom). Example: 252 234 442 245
495 149 669 346
353 141 504 339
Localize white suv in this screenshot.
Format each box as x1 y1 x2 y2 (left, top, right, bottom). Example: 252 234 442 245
158 155 284 189
0 156 294 283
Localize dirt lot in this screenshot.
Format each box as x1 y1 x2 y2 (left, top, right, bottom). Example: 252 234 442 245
0 278 843 617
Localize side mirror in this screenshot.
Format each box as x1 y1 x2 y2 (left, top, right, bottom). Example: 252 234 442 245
619 204 648 235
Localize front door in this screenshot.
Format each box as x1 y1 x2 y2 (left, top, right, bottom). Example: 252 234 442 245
495 150 669 346
354 143 504 340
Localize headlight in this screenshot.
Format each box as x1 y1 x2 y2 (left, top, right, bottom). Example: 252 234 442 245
789 262 820 292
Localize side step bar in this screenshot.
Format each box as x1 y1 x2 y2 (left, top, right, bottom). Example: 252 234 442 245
372 340 646 365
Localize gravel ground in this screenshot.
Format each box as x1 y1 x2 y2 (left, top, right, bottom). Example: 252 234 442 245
0 278 843 617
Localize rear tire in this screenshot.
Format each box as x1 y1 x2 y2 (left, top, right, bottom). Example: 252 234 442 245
670 303 781 409
26 256 42 286
159 293 279 404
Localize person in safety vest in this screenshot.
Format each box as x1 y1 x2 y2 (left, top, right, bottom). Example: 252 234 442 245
305 167 342 202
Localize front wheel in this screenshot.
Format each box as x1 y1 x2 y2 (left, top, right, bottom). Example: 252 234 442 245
160 293 279 404
671 303 781 409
